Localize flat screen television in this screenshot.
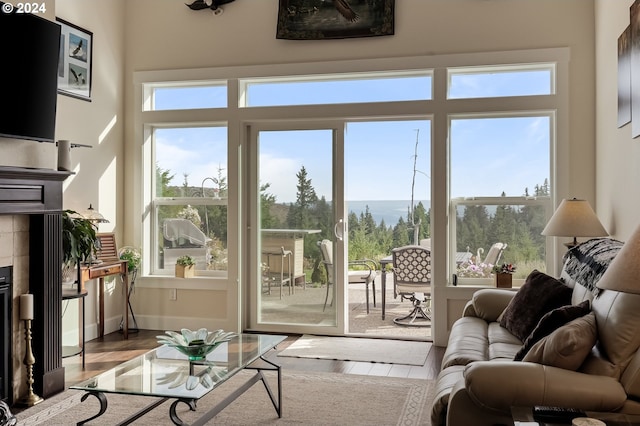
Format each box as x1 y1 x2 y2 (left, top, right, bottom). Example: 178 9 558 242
0 5 61 143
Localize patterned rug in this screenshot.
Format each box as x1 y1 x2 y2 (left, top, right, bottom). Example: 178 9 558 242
15 370 434 425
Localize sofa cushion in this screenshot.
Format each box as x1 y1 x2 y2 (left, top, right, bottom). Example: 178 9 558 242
562 237 623 293
514 300 591 361
499 270 573 341
522 312 597 370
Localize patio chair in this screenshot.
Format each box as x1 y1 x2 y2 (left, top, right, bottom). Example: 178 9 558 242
163 218 211 270
483 242 507 266
391 245 432 327
318 239 378 314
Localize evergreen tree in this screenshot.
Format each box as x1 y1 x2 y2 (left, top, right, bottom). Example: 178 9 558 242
287 166 318 229
392 217 410 248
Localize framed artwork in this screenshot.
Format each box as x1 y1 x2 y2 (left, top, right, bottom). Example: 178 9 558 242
276 0 394 40
631 1 640 137
57 18 93 102
619 24 631 128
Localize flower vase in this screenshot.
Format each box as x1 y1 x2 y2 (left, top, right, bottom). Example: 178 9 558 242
495 272 512 288
175 264 195 278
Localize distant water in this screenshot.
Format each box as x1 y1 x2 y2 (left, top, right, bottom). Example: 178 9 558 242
347 200 430 226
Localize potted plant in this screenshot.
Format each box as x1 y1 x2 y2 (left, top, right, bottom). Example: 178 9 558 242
62 210 100 283
492 263 516 288
175 255 196 278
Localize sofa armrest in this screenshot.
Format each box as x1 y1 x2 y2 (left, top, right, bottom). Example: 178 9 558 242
463 361 627 412
463 289 515 321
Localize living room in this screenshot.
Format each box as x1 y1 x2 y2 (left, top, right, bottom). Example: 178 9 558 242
0 0 636 423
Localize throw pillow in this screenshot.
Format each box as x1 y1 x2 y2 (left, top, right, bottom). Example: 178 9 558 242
499 270 573 341
522 312 597 370
514 300 591 361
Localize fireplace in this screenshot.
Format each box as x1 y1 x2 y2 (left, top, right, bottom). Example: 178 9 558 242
0 267 11 403
0 166 71 401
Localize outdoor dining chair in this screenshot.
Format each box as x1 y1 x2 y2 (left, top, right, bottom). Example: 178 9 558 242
318 239 378 313
391 245 432 327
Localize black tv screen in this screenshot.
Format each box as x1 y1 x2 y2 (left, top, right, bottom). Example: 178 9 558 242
0 6 60 143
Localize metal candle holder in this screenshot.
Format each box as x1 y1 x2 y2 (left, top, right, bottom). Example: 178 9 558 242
17 319 43 407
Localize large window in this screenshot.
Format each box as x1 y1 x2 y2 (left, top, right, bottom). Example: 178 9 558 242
448 69 555 285
137 51 565 290
150 126 229 276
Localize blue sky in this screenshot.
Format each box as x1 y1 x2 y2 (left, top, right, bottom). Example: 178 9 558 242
153 70 551 203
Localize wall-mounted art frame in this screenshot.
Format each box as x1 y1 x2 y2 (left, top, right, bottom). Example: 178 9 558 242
57 18 93 102
631 1 640 137
276 0 394 40
618 24 631 128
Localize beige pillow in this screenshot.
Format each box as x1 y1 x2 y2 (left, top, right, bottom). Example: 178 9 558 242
522 312 597 370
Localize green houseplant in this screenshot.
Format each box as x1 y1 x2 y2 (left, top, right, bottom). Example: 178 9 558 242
62 209 100 268
175 255 196 278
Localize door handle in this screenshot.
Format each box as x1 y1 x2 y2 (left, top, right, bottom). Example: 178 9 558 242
334 219 344 241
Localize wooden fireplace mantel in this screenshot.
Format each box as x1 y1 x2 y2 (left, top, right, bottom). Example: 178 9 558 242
0 166 71 399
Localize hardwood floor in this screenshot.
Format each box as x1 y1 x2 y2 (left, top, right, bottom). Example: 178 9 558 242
63 330 445 387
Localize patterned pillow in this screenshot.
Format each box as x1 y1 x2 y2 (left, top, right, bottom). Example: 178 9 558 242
562 238 623 294
499 270 573 341
514 300 591 361
522 312 597 370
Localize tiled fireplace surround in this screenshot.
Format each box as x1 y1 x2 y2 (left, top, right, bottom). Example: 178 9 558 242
0 166 70 404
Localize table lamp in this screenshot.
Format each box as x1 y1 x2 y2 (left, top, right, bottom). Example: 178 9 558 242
541 198 608 248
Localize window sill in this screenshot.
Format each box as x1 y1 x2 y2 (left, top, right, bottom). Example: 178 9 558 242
136 276 229 291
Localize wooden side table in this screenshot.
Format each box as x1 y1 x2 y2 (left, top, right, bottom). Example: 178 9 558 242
79 261 130 339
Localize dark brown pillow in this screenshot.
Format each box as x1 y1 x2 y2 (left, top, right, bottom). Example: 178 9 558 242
514 299 590 361
499 270 573 341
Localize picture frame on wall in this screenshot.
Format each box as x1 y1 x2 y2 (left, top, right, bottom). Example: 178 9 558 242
276 0 394 40
630 1 640 137
618 24 631 128
57 18 92 102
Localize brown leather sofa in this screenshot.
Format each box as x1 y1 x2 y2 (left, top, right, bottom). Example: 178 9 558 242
431 238 640 426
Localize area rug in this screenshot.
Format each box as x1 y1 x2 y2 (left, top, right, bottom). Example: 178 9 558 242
277 334 431 366
15 370 434 425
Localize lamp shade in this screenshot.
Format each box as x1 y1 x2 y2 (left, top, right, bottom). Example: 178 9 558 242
541 198 608 246
596 223 640 294
82 204 109 223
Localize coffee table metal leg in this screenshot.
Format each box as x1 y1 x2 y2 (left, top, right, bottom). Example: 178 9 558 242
169 399 197 425
77 391 169 426
257 355 282 417
189 357 282 426
77 391 107 426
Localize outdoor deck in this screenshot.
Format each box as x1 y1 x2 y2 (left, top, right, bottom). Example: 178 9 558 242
260 274 431 341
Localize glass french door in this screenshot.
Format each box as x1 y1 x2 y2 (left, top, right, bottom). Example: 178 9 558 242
247 122 347 335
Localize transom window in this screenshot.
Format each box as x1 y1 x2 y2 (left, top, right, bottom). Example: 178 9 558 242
242 71 432 107
448 64 555 99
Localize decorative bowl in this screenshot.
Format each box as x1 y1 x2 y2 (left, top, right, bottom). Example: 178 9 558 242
168 342 222 361
157 328 237 361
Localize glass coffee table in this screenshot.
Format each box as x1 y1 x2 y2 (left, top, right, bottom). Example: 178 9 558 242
71 333 287 426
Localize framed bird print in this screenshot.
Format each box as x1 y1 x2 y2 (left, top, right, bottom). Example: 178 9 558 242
57 18 93 101
276 0 394 40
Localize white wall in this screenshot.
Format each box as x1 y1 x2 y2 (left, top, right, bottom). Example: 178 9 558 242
55 0 126 340
595 1 640 240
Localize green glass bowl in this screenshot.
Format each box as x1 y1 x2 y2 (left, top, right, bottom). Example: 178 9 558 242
169 342 221 361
